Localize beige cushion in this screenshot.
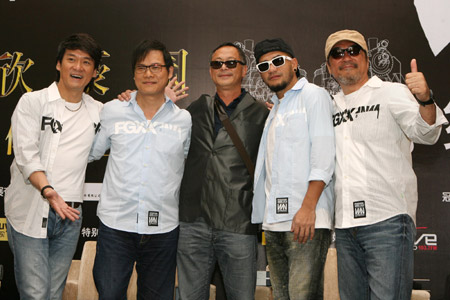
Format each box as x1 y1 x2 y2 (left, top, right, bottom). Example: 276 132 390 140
76 241 99 300
324 248 340 300
255 286 273 300
62 260 80 300
411 290 431 300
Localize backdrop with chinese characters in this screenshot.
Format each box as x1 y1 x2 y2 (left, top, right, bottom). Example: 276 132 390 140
1 0 449 299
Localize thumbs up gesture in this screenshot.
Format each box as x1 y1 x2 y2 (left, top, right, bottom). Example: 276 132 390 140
405 59 430 102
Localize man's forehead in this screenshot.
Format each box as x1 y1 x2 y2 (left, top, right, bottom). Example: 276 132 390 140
64 49 94 60
212 46 239 59
137 50 164 63
259 51 290 62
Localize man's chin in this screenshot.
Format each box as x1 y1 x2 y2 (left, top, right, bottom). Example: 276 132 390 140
268 82 288 93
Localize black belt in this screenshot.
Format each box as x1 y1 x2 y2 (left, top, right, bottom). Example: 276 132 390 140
66 202 81 208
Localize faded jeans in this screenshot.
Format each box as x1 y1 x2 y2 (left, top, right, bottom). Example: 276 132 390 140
265 229 331 300
7 206 82 300
177 218 257 300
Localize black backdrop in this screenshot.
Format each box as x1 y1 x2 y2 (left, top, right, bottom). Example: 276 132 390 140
1 0 449 299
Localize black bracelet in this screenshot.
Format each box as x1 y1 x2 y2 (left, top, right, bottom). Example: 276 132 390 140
417 89 435 107
40 185 54 198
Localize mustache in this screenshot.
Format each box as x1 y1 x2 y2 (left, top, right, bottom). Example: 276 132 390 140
338 62 358 70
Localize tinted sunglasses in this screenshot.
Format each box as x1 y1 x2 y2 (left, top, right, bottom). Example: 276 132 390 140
210 60 245 69
329 44 363 59
256 55 292 73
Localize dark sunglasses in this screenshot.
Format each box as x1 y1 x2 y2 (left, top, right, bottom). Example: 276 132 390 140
210 60 245 69
329 44 363 59
256 55 292 73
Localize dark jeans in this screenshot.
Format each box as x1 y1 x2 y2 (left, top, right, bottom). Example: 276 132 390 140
93 221 179 300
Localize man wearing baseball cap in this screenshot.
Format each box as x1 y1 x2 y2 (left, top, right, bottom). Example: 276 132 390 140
251 38 335 299
325 29 448 300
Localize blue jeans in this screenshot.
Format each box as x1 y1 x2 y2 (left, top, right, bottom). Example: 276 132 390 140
177 218 257 300
7 206 82 300
265 229 331 300
93 221 179 300
335 214 416 300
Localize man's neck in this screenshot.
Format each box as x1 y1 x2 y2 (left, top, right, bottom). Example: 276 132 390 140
341 77 369 95
216 88 242 106
275 77 298 100
57 82 83 103
136 92 166 120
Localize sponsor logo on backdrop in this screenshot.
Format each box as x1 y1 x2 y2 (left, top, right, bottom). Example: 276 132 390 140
0 51 34 97
81 227 98 238
90 50 111 95
83 183 102 201
415 227 438 251
0 186 6 197
170 49 188 90
444 101 450 150
443 192 450 202
0 218 7 241
313 37 403 95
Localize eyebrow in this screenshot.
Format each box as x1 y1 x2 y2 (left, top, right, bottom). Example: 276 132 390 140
66 53 94 61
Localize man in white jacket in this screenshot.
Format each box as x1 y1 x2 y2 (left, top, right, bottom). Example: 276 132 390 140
325 29 448 300
5 33 103 300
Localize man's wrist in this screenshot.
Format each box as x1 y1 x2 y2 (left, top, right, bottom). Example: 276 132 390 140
417 89 435 106
40 185 54 198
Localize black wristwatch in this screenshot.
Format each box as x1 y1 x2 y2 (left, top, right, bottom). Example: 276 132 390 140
417 89 435 106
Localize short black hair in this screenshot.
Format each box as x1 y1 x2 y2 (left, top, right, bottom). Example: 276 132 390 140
131 40 173 73
55 33 102 91
210 42 247 65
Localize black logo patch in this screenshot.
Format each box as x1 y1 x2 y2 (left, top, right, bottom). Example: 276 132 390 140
353 201 366 219
42 218 48 228
148 211 159 226
276 198 288 214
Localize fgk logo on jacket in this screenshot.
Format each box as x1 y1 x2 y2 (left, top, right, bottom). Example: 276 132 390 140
41 116 62 133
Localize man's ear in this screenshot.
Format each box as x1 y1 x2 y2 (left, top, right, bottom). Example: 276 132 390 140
242 64 248 77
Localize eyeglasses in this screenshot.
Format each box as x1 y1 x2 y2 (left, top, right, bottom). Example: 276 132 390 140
256 56 292 73
135 64 166 74
329 44 363 59
210 60 245 69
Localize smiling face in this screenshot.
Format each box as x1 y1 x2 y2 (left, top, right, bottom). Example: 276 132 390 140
258 51 298 99
209 46 247 92
134 50 173 98
56 49 97 97
326 40 369 94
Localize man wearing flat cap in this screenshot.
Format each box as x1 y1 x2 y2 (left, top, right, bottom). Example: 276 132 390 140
251 38 335 299
325 29 448 300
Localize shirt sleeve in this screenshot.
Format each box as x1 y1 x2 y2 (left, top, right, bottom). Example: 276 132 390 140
88 104 111 162
388 84 448 145
11 93 46 182
183 116 192 159
305 87 336 185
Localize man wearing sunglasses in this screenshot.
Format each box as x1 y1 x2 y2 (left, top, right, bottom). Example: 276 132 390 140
325 29 448 300
177 42 269 300
251 38 335 300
